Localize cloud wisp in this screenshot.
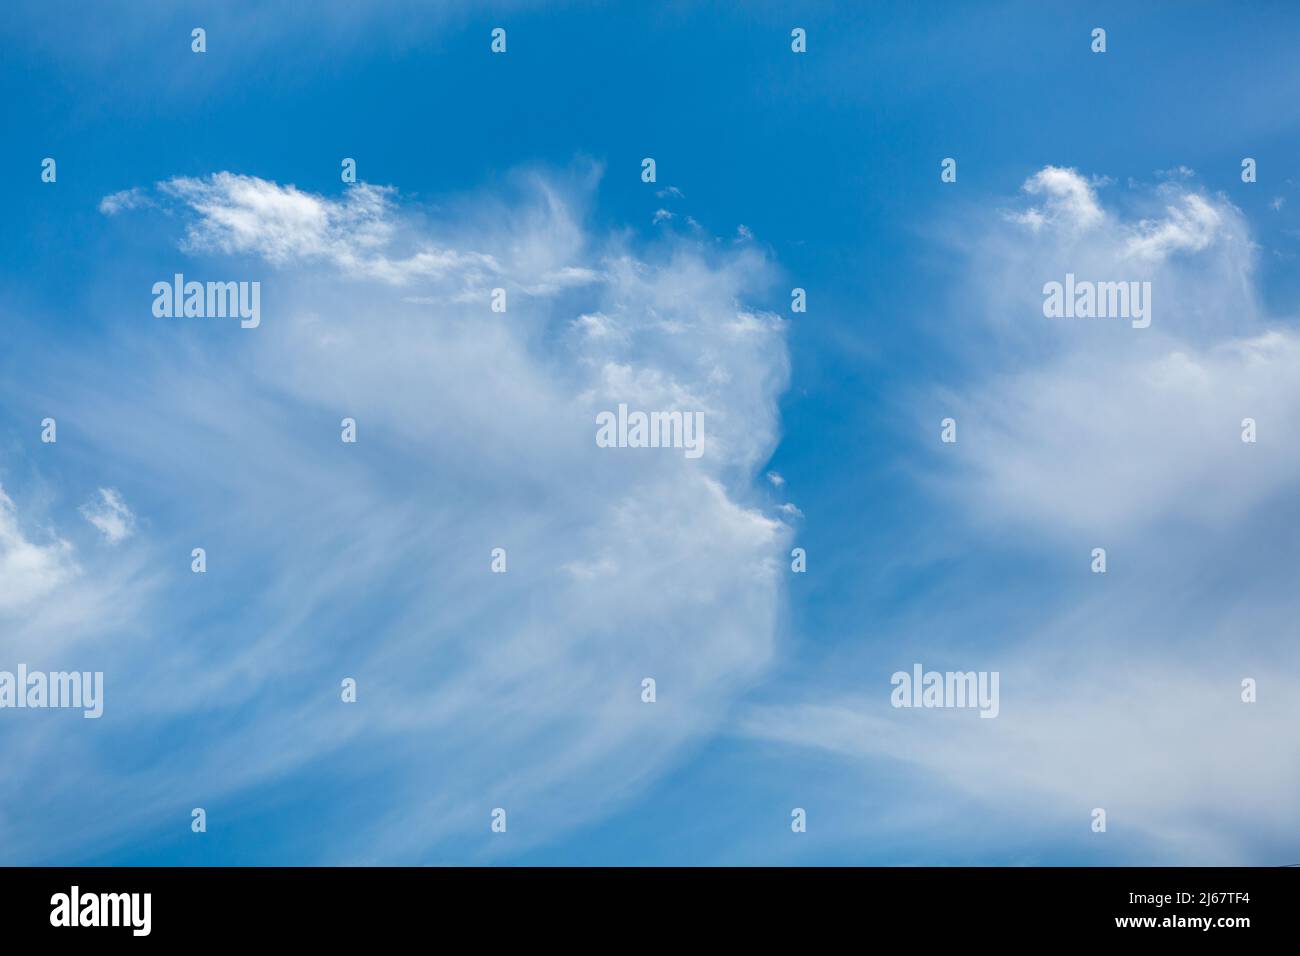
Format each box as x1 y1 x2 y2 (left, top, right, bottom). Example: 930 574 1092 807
740 167 1300 864
0 168 794 863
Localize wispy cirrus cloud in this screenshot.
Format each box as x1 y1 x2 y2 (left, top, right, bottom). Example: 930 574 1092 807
740 167 1300 864
5 166 794 864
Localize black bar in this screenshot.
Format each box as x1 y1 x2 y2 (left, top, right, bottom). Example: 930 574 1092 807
0 866 1290 942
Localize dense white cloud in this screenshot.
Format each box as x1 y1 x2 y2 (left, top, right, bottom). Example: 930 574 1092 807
1125 192 1226 262
1009 165 1105 232
158 174 502 287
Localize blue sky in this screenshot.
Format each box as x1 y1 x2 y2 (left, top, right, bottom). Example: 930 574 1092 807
2 0 1299 865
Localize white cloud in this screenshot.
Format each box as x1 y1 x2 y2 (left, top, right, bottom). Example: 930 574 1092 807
0 486 78 614
741 641 1300 863
0 168 794 863
158 173 501 287
571 311 622 342
737 167 1300 863
1124 192 1225 261
79 488 135 544
949 331 1300 537
1008 165 1105 232
98 187 150 215
943 170 1269 536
